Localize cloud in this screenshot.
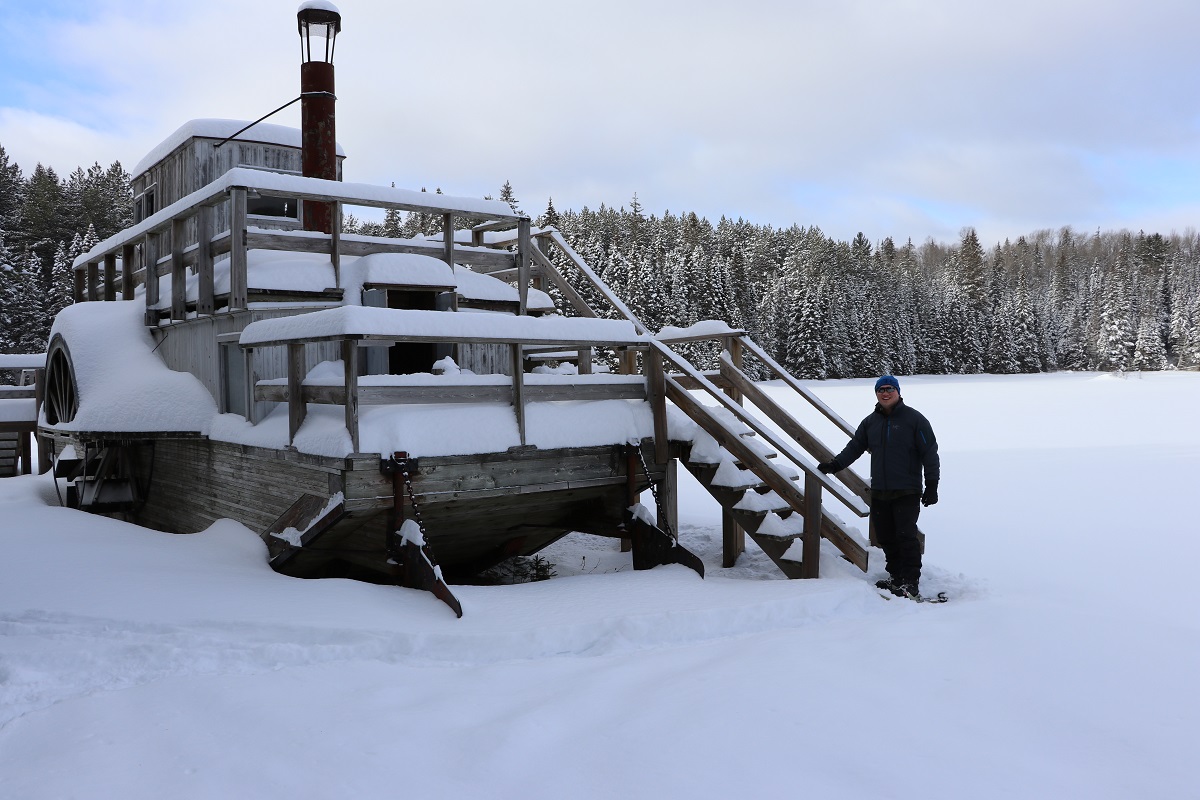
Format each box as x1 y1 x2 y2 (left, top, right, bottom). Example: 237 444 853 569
3 0 1200 245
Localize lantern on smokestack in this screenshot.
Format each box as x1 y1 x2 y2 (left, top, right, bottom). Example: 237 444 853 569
297 0 341 233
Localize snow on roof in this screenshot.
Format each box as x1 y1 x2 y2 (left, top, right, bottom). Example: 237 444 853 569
353 252 455 288
239 306 646 347
45 302 217 433
299 0 340 12
133 119 345 177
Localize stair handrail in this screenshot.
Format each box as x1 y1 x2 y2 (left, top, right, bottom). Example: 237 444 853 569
648 339 868 517
732 334 857 438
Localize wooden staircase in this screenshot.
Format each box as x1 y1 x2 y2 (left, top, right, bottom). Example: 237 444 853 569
517 229 874 580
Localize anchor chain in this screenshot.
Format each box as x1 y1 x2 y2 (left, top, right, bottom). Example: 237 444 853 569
631 440 674 539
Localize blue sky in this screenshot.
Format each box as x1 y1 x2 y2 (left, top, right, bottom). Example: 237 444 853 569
3 0 1200 247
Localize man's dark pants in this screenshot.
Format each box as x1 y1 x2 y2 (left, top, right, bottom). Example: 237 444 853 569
872 492 922 585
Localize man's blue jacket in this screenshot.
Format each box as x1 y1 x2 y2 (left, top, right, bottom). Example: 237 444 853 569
829 398 940 495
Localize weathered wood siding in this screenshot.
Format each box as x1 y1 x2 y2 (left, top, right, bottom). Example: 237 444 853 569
135 438 347 536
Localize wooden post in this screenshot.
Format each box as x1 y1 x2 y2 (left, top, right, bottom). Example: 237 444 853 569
103 253 117 302
244 347 258 424
510 343 526 446
802 472 823 578
442 213 455 268
663 458 679 537
331 202 342 287
646 348 669 464
229 188 248 310
73 267 85 303
197 205 214 316
721 334 745 566
143 233 159 323
342 339 359 453
577 347 593 375
86 260 99 301
171 217 186 321
517 218 531 315
121 244 135 300
287 343 306 444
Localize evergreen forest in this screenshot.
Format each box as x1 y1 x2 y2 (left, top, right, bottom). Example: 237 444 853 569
3 140 1199 379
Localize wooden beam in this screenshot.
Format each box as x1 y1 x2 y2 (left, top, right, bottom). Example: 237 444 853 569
243 230 517 272
73 265 85 303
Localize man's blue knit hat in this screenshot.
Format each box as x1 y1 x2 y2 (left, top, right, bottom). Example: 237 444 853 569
875 375 900 392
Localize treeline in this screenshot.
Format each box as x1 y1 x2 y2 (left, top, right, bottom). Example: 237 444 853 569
0 144 132 353
2 140 1197 379
534 199 1199 376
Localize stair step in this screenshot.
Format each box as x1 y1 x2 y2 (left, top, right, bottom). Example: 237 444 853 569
709 460 761 489
732 489 790 515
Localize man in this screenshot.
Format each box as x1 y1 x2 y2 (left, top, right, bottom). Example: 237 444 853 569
818 375 939 598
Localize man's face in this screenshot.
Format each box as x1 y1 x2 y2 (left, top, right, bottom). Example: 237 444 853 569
876 385 900 410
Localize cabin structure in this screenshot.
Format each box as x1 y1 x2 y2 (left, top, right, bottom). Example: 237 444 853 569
39 2 877 615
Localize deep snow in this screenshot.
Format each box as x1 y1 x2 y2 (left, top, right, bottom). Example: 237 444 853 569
1 372 1197 799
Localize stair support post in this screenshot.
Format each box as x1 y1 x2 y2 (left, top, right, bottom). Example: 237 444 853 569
802 472 823 578
720 334 745 567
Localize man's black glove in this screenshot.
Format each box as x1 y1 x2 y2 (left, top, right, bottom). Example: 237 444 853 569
817 461 838 475
922 483 939 506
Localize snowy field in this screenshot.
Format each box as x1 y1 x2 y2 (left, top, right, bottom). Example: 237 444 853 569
1 372 1197 799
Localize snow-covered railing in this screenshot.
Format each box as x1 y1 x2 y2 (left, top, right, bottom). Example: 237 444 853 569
69 167 536 324
237 307 654 452
0 355 46 477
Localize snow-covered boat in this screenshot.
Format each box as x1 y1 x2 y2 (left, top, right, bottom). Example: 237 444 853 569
39 3 872 614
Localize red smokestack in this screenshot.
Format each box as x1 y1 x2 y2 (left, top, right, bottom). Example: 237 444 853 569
297 2 341 233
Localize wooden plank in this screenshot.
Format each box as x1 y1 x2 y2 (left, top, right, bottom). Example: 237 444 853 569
73 265 85 304
143 233 160 315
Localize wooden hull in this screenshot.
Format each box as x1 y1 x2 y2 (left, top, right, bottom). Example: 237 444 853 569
51 433 671 582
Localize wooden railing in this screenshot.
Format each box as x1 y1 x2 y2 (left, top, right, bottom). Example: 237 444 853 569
0 358 46 476
70 169 533 324
239 323 655 454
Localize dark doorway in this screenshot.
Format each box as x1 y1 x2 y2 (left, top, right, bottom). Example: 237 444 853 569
388 289 437 374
